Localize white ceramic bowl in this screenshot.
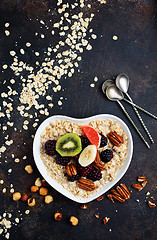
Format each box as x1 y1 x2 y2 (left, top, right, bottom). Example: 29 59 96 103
33 114 133 203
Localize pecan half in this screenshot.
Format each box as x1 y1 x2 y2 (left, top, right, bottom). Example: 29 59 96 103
111 189 122 198
107 194 114 203
107 132 124 147
132 183 143 191
92 151 106 171
78 178 95 191
138 176 146 182
120 184 130 199
65 163 77 176
147 201 156 208
112 194 125 203
116 186 130 199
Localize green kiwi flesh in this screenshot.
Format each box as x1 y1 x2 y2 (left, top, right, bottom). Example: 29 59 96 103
56 133 82 157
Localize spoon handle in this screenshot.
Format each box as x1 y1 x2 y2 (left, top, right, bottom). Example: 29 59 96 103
117 100 150 148
123 98 157 120
125 93 154 144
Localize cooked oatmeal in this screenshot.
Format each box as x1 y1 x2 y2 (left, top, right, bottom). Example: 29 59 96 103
40 119 128 199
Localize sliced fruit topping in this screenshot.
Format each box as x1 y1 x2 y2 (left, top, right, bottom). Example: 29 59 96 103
87 168 102 181
77 164 93 177
100 149 113 163
45 140 57 156
78 145 97 167
56 133 82 157
100 134 108 147
81 126 100 148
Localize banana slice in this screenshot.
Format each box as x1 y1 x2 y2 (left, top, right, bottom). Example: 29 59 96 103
78 145 97 167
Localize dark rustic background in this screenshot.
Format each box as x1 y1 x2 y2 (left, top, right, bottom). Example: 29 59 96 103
0 0 157 239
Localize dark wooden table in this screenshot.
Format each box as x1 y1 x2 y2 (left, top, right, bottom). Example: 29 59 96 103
0 0 157 239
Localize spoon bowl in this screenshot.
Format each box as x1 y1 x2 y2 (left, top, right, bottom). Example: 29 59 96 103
116 73 129 93
102 79 114 94
106 84 124 101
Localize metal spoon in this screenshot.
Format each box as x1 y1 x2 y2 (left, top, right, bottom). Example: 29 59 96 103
116 73 154 143
102 79 114 94
106 84 150 148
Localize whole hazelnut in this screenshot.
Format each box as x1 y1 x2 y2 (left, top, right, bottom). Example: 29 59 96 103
54 212 63 221
25 165 33 174
27 197 35 207
45 195 53 204
35 178 42 187
70 216 78 226
13 192 21 201
21 193 28 202
31 186 39 192
39 187 48 196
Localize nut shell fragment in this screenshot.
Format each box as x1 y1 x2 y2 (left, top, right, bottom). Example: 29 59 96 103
28 197 35 207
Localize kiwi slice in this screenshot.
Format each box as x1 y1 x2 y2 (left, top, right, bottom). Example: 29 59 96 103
56 133 82 157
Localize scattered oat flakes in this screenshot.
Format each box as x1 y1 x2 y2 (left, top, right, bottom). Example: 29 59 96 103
5 23 10 27
94 77 98 82
2 65 8 70
113 35 118 40
25 210 30 215
20 49 25 55
90 83 95 88
2 188 6 193
26 42 31 47
5 30 10 36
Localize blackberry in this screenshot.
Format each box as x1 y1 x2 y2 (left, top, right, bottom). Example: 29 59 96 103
67 174 80 182
55 156 71 166
80 136 91 149
87 168 102 181
100 149 113 163
77 164 93 177
100 134 107 147
45 140 57 156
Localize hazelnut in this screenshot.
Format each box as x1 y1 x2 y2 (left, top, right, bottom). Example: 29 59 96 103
42 179 49 187
54 212 63 221
31 186 39 192
39 187 48 196
45 195 53 204
25 165 33 174
27 197 35 207
70 216 78 226
13 192 21 201
35 178 42 187
21 193 28 202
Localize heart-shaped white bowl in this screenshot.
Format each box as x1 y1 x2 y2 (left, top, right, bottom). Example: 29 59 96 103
33 114 133 203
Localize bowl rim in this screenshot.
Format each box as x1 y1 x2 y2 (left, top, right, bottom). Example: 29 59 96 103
33 114 133 203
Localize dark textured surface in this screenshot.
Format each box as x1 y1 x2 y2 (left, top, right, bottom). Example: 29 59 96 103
0 0 157 239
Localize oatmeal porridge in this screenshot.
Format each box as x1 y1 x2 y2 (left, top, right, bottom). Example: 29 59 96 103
40 119 128 199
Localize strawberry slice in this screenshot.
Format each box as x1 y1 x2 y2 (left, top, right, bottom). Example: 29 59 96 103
81 126 100 149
